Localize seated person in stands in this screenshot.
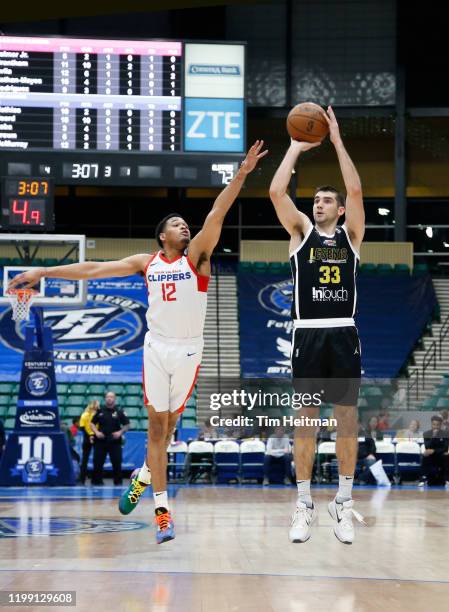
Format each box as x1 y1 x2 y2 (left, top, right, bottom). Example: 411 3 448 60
366 416 383 440
198 418 218 440
440 410 449 432
356 422 377 484
263 426 292 485
419 415 449 487
397 419 422 440
377 411 390 432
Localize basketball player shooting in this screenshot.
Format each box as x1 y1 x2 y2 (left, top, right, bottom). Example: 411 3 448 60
8 140 268 544
269 107 365 544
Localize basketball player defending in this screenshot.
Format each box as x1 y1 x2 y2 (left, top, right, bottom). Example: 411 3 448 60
8 140 267 544
269 107 365 544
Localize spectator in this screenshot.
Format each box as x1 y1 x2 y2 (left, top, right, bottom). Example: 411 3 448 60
377 411 390 432
79 400 99 485
366 416 382 440
199 418 217 440
356 422 377 484
61 421 80 463
397 419 423 440
263 426 292 486
440 409 449 432
419 415 449 487
70 417 80 437
0 417 5 459
90 391 130 485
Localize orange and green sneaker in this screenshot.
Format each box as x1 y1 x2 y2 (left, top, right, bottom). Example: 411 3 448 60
118 477 148 515
155 508 175 544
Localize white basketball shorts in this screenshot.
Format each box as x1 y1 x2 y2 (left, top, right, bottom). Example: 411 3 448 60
142 331 203 413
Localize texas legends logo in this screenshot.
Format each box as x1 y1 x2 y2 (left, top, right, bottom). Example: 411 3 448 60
0 293 147 375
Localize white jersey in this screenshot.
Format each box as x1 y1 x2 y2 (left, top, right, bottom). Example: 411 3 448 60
144 250 209 340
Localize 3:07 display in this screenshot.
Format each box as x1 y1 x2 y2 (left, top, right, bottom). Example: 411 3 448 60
63 163 112 179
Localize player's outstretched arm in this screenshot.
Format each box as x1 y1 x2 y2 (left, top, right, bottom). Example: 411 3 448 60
324 106 365 247
269 140 318 238
7 253 150 292
189 140 268 260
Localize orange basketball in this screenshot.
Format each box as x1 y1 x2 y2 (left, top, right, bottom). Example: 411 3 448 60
286 102 329 143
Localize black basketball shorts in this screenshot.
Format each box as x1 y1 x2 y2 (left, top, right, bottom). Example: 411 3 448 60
291 326 361 406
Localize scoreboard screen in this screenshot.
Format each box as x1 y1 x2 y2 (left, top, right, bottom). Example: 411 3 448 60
0 36 245 186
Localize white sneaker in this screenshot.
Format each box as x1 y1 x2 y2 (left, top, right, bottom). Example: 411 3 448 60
328 499 366 544
289 502 317 543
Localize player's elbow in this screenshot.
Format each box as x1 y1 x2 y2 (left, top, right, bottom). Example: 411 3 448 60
269 186 286 202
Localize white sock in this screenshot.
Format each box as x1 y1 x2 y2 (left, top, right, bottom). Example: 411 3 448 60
137 462 151 484
296 479 313 508
153 491 169 511
336 475 354 503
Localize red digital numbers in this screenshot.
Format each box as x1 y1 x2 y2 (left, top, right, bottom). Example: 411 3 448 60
11 199 41 225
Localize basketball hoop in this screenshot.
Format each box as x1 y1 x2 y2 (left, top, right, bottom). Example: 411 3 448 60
7 288 38 321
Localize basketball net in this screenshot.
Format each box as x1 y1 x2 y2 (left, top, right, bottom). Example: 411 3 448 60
7 288 37 321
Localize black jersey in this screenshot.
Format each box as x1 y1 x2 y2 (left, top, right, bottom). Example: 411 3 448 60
290 224 359 323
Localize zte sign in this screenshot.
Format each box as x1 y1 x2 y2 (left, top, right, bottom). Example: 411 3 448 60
184 98 244 152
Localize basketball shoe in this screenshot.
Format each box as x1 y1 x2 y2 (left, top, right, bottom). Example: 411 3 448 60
289 501 317 543
118 469 149 515
328 498 365 544
155 508 175 544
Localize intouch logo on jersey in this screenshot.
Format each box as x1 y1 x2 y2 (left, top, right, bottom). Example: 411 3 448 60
312 287 349 302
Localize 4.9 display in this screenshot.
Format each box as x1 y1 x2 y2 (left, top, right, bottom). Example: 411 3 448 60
1 178 54 231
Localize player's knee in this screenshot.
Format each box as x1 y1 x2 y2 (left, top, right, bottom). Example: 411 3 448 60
149 420 167 442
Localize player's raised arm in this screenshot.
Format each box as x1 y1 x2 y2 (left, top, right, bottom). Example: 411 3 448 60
7 253 150 292
269 140 319 238
189 140 268 260
324 106 365 247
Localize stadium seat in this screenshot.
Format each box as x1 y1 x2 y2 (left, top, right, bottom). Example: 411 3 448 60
182 417 197 428
0 383 14 395
4 418 15 429
183 406 196 419
125 384 142 397
7 405 16 417
253 261 268 274
64 406 83 418
238 261 252 273
359 263 377 275
123 396 141 408
0 396 10 407
66 394 85 407
436 397 449 409
69 384 87 395
268 262 283 275
139 418 148 431
187 441 214 483
167 441 188 481
377 263 394 276
0 406 8 418
394 263 410 276
123 407 140 418
423 397 438 410
214 440 240 483
413 263 429 276
240 439 265 483
88 384 106 396
375 441 396 479
185 395 196 409
396 441 421 481
57 383 70 396
317 441 336 482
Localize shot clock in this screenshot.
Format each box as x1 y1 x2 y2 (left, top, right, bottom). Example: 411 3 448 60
1 178 54 231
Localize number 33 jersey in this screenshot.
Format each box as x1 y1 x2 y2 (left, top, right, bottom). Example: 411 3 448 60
144 250 209 339
290 224 359 327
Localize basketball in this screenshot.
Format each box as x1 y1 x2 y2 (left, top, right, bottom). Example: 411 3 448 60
286 102 329 143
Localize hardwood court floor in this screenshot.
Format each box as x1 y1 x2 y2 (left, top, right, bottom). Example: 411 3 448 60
1 485 448 612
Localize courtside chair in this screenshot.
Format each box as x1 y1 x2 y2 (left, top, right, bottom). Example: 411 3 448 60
214 440 240 484
186 441 214 483
167 441 188 482
396 441 421 482
375 440 396 480
240 439 266 483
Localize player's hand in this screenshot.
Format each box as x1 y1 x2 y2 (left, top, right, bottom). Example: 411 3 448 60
239 140 268 174
95 431 105 439
7 268 44 292
289 138 321 152
323 106 342 145
111 431 122 439
423 449 434 456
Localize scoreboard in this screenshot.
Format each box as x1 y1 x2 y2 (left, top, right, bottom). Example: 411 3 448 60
0 36 246 187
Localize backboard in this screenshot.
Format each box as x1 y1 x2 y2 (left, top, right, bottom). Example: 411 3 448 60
0 234 87 307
